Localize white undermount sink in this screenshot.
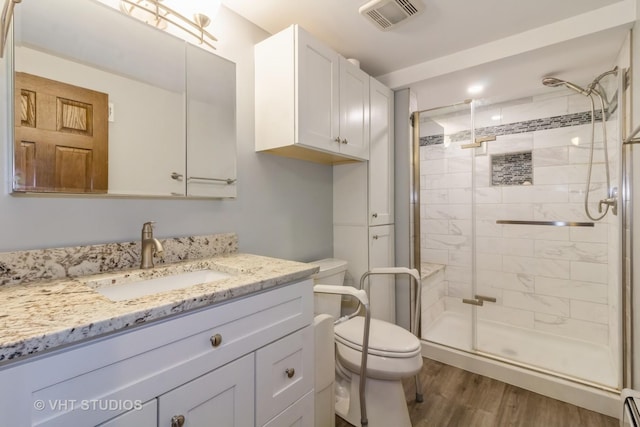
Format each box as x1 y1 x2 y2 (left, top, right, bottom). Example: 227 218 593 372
87 269 233 302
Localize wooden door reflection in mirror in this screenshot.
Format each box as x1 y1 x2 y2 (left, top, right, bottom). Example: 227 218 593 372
14 72 108 193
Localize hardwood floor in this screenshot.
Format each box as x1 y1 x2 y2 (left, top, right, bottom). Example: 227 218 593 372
335 358 618 427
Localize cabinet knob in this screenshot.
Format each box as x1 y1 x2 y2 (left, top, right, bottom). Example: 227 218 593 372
171 415 185 427
285 368 295 378
210 333 223 347
334 137 341 143
170 172 184 181
372 235 379 240
372 213 378 218
341 138 348 144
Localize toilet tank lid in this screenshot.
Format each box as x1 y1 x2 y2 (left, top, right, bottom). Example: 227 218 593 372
309 258 348 278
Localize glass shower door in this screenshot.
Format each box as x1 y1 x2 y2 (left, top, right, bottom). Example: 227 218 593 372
418 101 475 352
471 93 621 389
418 91 621 390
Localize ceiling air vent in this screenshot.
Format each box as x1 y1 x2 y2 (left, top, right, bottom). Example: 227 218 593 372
359 0 424 31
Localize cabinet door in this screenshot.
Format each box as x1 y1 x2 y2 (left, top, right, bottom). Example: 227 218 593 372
158 353 254 427
369 225 396 323
296 27 340 153
369 78 394 226
97 399 157 427
338 58 370 160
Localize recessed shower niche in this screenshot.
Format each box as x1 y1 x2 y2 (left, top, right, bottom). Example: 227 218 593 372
490 151 533 186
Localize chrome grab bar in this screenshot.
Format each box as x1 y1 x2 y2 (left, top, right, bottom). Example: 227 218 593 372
496 220 594 227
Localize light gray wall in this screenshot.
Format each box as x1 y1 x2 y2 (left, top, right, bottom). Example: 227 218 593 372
0 7 333 263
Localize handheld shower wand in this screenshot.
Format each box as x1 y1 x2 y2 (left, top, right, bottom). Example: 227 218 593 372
541 77 590 96
541 68 618 221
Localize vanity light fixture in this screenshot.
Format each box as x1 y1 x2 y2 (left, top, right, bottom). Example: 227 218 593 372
117 0 219 49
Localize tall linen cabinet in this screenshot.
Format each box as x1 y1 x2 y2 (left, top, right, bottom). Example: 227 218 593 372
333 77 396 323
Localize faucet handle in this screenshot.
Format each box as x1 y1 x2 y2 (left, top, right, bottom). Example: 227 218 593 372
142 221 156 230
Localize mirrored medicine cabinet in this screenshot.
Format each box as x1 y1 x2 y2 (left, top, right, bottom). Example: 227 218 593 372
9 0 237 198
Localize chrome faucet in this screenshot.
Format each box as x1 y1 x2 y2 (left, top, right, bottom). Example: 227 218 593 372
140 221 164 269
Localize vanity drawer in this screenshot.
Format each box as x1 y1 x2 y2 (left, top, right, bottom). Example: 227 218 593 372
256 325 314 426
3 280 313 427
262 390 315 427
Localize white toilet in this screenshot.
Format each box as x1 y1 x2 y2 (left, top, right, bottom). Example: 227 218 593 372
311 259 423 427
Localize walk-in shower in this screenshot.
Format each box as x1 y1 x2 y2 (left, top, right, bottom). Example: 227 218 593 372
412 65 626 412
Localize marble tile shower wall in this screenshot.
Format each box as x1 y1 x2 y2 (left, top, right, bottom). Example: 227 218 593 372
420 93 620 348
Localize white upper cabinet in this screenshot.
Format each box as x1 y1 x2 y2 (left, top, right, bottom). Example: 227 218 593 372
369 77 394 225
296 29 340 153
339 57 370 160
255 25 369 164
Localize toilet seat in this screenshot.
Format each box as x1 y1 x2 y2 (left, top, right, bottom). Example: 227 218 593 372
334 317 421 358
336 341 423 381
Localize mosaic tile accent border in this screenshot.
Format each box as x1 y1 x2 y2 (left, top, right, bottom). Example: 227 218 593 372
422 134 444 146
491 151 533 186
420 109 604 146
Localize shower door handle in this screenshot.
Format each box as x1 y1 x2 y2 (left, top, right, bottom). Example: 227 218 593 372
461 135 496 149
475 294 497 303
462 295 497 306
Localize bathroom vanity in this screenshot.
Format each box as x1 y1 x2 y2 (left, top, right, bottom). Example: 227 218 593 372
0 234 317 426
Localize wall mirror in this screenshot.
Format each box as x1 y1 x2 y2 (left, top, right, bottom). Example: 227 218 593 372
10 0 237 198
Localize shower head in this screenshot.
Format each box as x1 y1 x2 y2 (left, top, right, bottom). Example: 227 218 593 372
542 77 590 96
541 77 565 87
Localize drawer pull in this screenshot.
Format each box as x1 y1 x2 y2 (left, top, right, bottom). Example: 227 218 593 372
285 368 295 378
210 334 223 347
171 415 185 427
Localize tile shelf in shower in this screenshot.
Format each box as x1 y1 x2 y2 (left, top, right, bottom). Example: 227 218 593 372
495 220 594 227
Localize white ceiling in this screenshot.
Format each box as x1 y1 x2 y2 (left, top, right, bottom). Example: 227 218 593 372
222 0 635 109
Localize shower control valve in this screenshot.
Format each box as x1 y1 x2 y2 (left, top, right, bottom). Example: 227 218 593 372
598 197 618 215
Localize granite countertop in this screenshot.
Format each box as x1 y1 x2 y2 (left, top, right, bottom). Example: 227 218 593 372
0 253 318 364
